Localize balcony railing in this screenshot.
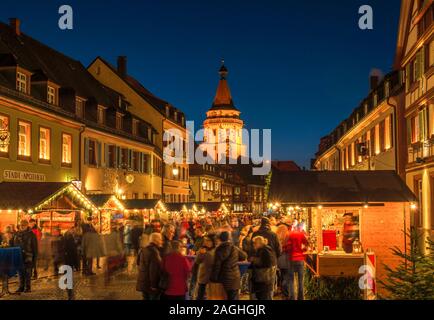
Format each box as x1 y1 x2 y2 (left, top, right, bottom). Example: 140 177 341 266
408 138 434 163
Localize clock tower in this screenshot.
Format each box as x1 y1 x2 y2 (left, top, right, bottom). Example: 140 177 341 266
202 61 246 162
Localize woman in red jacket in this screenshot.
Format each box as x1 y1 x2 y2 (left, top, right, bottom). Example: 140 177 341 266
162 240 192 300
285 225 308 300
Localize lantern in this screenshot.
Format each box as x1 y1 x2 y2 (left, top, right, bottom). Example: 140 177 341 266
352 239 362 254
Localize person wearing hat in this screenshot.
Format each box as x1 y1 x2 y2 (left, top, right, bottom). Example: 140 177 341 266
210 231 247 300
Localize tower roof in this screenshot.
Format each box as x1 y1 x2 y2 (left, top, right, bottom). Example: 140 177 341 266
210 61 238 111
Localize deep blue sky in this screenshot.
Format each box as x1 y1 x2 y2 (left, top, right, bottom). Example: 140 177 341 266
1 0 401 168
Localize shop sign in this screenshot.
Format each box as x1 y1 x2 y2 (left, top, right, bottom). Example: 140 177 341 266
3 170 46 182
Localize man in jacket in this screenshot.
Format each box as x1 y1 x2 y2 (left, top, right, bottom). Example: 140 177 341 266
251 217 281 259
13 220 38 293
250 236 277 300
81 217 97 275
136 232 164 300
210 231 247 300
160 223 175 257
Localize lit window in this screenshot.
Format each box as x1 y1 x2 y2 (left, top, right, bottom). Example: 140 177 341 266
18 121 31 158
47 86 56 105
0 115 9 154
16 72 27 93
76 98 84 118
62 134 72 164
385 116 392 150
375 124 380 154
39 127 51 161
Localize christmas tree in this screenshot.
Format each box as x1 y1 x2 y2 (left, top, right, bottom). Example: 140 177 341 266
379 229 434 300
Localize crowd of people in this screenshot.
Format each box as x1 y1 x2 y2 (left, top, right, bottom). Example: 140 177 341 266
1 212 310 300
136 214 309 301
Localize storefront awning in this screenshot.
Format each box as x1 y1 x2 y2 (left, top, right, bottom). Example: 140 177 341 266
268 170 417 204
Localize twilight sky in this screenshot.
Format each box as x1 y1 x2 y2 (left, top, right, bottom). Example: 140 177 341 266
1 0 401 168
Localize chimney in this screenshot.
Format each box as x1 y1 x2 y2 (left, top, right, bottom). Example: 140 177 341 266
370 75 379 91
369 68 383 91
117 56 127 78
9 18 21 36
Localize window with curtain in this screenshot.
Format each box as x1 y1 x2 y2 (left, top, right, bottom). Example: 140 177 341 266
39 127 51 161
62 134 72 165
18 121 31 158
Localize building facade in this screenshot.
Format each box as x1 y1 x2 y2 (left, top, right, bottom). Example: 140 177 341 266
314 71 405 177
0 19 191 203
88 57 189 202
395 0 434 242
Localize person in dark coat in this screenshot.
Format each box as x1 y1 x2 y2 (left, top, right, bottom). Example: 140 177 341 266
251 218 281 259
160 223 175 257
210 231 247 300
51 227 66 276
12 220 38 293
81 217 97 275
251 236 277 300
136 232 164 300
64 227 80 271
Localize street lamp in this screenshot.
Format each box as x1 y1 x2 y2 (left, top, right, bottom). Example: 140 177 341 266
172 167 179 178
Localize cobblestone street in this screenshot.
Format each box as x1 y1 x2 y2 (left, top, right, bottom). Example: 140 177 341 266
1 257 142 300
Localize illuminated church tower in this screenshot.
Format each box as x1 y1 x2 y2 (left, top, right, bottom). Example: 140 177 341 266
202 61 246 162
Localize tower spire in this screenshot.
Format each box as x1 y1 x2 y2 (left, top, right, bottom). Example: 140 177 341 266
212 60 235 110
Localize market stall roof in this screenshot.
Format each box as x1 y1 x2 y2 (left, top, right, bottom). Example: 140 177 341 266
0 182 98 211
165 202 228 213
87 194 115 208
268 170 417 204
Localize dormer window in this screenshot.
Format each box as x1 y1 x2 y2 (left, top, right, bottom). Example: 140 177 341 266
16 71 27 93
373 93 378 106
76 98 85 118
165 106 170 117
116 112 123 130
132 119 139 136
385 81 390 97
174 111 178 122
97 106 106 125
47 86 56 105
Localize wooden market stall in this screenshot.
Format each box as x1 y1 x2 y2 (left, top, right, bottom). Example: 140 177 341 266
0 182 99 235
268 169 417 299
88 195 166 231
165 202 230 219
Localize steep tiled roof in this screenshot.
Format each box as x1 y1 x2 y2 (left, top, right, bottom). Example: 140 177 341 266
210 63 238 111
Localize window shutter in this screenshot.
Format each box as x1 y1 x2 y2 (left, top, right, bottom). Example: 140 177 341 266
389 115 394 148
128 149 132 169
139 153 143 173
84 138 89 164
370 127 375 155
103 144 108 168
405 64 410 92
407 118 412 145
420 47 425 77
116 146 121 168
415 52 421 80
97 142 102 167
379 120 385 152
